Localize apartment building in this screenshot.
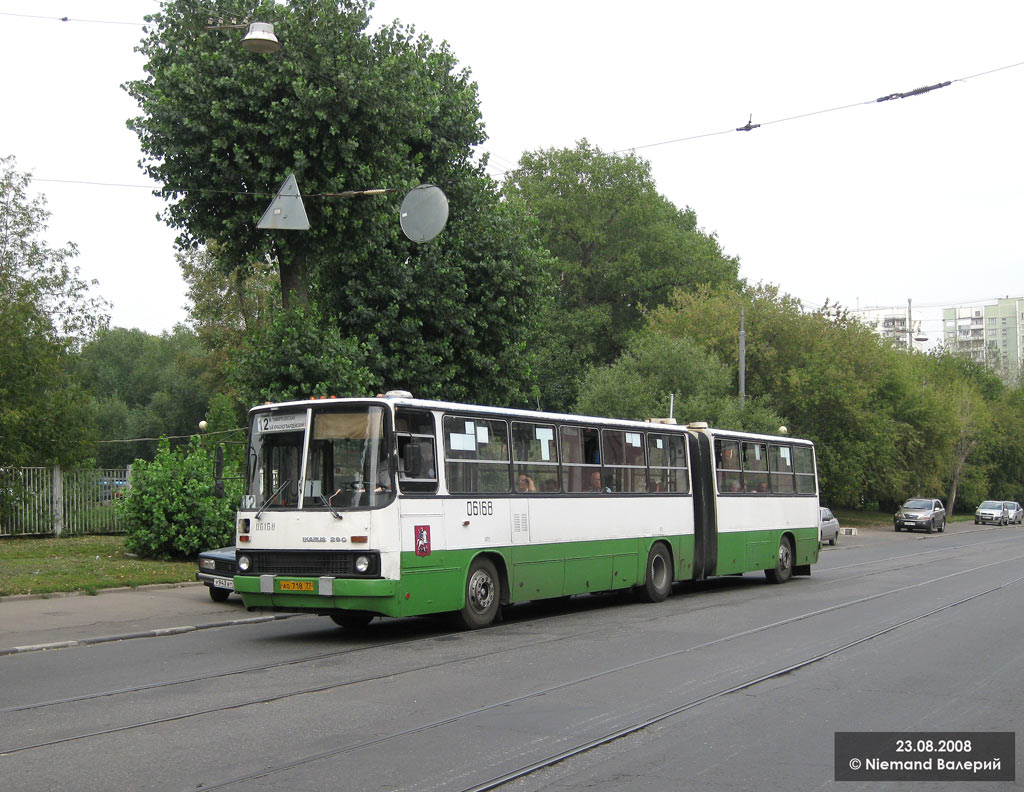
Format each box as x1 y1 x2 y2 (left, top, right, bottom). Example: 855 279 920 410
850 305 928 352
943 297 1024 384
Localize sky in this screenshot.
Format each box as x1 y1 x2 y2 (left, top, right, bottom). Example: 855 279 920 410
2 1 1023 345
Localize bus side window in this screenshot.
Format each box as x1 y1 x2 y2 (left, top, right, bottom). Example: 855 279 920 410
512 421 559 493
443 416 511 494
715 439 742 493
396 409 438 494
560 425 601 493
769 444 795 493
648 433 688 493
792 446 817 494
742 442 769 493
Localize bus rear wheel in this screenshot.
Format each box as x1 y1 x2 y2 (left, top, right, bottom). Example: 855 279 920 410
330 611 374 630
765 536 794 584
638 543 673 603
456 557 500 629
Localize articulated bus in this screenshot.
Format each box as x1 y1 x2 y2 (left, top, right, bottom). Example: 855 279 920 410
234 392 820 629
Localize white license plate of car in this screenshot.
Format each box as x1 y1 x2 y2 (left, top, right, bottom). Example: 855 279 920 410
212 577 234 590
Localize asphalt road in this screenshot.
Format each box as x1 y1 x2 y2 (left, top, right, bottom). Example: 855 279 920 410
1 522 1021 792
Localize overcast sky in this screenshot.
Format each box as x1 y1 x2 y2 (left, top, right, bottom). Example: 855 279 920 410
3 1 1022 344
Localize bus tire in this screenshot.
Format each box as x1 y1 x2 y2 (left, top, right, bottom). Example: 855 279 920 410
456 557 500 629
765 536 794 584
330 611 374 630
638 543 673 603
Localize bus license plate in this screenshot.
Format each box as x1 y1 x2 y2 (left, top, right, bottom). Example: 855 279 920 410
280 580 315 592
212 577 234 590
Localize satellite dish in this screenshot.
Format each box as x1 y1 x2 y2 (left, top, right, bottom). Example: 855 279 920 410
400 184 448 243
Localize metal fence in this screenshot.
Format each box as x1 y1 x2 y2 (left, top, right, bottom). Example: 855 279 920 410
0 466 129 537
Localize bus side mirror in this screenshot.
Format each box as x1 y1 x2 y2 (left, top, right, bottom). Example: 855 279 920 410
402 443 422 478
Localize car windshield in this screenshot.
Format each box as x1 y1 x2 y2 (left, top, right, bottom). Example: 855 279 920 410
979 501 1002 509
1003 502 1016 509
903 499 933 509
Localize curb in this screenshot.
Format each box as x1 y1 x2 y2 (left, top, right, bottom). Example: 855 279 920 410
2 581 203 603
0 613 298 657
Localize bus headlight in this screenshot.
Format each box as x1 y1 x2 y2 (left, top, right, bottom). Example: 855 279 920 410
355 555 370 574
237 555 251 572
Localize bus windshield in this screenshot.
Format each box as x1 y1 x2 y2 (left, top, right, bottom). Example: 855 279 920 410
304 406 392 509
246 409 307 511
245 405 392 512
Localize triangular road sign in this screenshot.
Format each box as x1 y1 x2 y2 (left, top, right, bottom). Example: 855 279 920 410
257 174 310 230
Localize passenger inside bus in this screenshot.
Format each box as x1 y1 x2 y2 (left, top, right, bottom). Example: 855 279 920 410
516 473 536 493
587 470 609 493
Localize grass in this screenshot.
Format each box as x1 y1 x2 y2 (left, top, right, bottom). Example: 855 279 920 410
0 535 194 597
833 508 974 528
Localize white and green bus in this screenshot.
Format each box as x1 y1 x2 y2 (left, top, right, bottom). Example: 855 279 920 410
234 392 820 629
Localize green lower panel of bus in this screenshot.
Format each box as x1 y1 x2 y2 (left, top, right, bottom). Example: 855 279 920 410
236 528 818 618
714 528 819 574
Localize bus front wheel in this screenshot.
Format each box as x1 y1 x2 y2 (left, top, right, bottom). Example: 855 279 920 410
330 611 374 630
638 543 673 603
456 557 500 629
765 536 794 584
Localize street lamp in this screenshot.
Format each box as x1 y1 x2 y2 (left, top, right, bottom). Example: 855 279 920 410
205 19 281 53
240 22 281 53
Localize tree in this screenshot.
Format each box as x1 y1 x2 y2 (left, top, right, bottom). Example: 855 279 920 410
503 140 742 410
180 243 280 395
942 380 989 514
126 0 547 406
0 157 108 470
640 284 969 509
228 303 374 405
575 330 785 434
76 327 215 466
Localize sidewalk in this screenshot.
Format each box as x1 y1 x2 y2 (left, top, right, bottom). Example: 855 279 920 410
0 582 296 656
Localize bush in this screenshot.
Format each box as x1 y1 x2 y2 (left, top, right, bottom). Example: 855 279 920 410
117 436 235 559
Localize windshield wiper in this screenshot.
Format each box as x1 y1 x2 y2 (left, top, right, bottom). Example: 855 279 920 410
255 479 289 520
319 494 344 520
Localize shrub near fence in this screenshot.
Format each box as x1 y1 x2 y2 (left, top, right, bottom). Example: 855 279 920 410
0 467 129 537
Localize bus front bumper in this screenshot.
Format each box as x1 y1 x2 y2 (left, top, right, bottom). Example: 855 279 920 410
234 575 398 613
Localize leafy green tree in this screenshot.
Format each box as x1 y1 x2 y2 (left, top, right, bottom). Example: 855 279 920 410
118 436 235 559
503 140 742 410
0 157 107 471
228 304 375 405
576 331 785 434
180 243 280 395
77 327 214 465
126 0 548 406
641 285 971 509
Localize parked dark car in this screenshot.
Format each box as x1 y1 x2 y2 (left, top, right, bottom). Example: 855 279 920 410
894 498 945 533
196 546 237 602
975 500 1009 525
1002 501 1023 525
819 506 840 546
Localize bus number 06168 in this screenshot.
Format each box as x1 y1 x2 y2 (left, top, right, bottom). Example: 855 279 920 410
467 501 493 516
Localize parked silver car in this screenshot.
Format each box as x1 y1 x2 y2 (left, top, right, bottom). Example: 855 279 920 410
1002 501 1022 525
975 500 1009 526
820 506 840 546
894 498 945 533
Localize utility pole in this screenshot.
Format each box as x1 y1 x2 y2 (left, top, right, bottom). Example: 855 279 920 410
907 298 913 351
739 306 746 407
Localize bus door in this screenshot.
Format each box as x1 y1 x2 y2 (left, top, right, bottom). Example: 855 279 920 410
687 432 717 580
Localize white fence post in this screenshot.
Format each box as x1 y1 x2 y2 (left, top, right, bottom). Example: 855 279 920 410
52 465 63 537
